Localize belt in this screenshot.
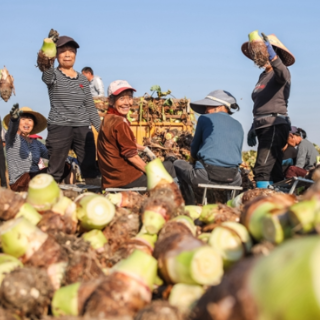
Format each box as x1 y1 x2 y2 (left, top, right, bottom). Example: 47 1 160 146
254 113 287 120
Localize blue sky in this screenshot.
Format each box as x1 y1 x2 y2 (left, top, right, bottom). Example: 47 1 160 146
0 0 319 149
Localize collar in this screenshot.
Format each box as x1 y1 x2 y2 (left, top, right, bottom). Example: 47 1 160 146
107 107 130 125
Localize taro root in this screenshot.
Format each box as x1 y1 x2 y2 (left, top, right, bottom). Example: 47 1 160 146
106 191 144 212
248 30 269 68
0 217 68 289
0 66 15 102
169 284 204 315
106 234 157 266
146 159 184 208
154 233 223 286
0 254 23 285
190 257 258 320
37 210 77 235
135 300 183 320
103 212 140 253
0 307 18 320
26 174 62 212
0 188 26 220
241 193 296 241
52 279 101 317
157 218 194 243
199 204 240 225
208 221 252 267
54 233 104 285
37 31 58 72
85 250 157 318
184 205 202 220
0 267 54 318
0 188 42 224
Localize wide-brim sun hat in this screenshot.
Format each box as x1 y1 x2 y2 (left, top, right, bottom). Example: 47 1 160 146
241 33 295 67
4 107 47 135
190 90 239 115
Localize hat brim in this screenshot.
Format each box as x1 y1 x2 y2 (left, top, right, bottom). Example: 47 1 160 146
241 41 295 67
56 39 80 49
112 87 137 96
190 98 239 114
3 110 47 135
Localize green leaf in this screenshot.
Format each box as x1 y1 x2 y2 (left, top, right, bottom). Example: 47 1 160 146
163 98 173 106
150 85 161 92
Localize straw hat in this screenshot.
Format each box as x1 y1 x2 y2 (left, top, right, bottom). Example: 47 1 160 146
4 107 47 135
241 34 295 67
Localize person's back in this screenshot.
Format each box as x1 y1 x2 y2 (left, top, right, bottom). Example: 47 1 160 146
296 139 318 170
191 112 243 169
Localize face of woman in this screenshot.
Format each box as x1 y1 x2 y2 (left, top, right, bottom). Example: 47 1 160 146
19 116 34 135
57 45 76 68
287 133 302 147
112 90 134 116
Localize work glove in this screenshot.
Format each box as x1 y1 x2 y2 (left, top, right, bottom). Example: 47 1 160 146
261 32 277 61
10 103 20 120
247 128 257 147
48 29 59 43
282 158 294 166
143 147 157 160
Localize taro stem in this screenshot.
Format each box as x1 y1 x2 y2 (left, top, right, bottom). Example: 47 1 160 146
26 173 61 212
112 249 158 290
82 229 107 252
249 236 320 320
289 199 320 234
209 221 252 267
76 194 115 230
169 283 204 315
166 246 223 286
145 158 173 190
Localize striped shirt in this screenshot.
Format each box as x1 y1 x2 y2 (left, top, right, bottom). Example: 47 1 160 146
6 119 48 184
42 67 101 131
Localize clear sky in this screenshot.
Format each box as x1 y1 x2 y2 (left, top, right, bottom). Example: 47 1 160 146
0 0 319 150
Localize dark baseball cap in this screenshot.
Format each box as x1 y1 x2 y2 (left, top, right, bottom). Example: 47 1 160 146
56 36 80 49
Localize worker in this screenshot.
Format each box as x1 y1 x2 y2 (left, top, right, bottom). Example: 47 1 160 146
39 30 101 185
97 80 176 189
242 33 294 188
4 104 48 191
82 67 105 98
285 126 318 178
174 90 243 205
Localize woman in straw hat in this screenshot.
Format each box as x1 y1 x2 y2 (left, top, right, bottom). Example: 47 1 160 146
242 32 294 188
4 104 48 191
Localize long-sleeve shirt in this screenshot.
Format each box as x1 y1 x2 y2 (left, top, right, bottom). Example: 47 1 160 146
295 139 318 170
5 118 48 184
252 58 291 129
89 76 105 97
97 113 142 188
191 112 244 169
42 67 101 131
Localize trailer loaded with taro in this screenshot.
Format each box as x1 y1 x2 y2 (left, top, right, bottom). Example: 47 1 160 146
0 160 320 319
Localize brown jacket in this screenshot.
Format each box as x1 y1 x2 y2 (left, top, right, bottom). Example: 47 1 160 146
97 114 142 188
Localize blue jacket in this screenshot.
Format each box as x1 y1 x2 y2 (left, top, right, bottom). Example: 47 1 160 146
191 112 244 169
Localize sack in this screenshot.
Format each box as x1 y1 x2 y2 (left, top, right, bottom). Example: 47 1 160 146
201 161 238 183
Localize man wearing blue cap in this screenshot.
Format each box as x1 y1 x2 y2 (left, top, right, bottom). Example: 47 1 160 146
174 90 244 205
